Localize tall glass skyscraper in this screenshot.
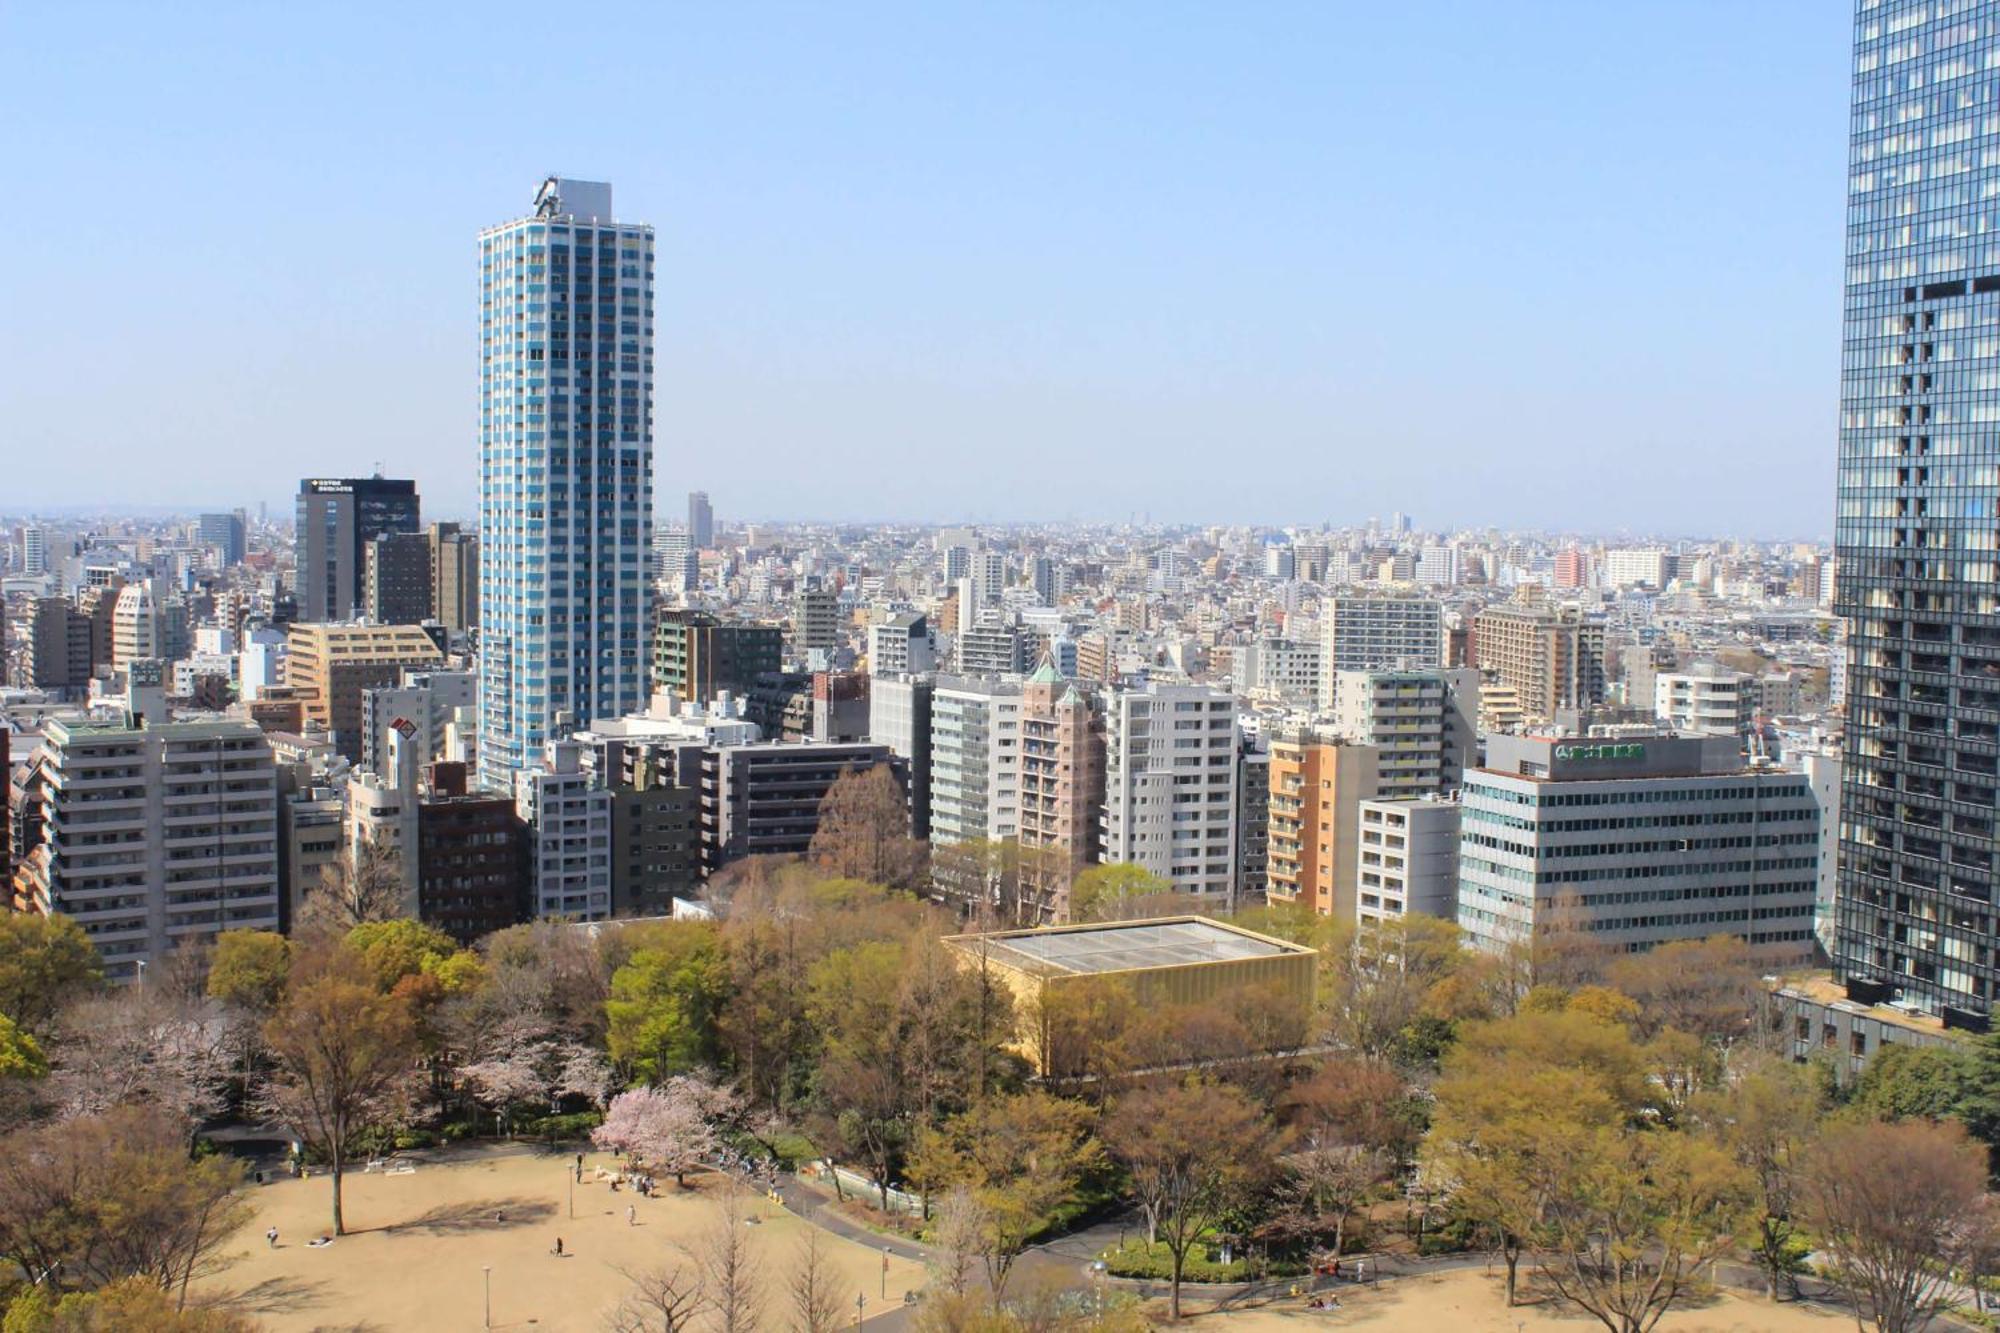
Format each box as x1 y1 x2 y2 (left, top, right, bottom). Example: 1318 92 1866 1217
1836 4 2000 1023
478 177 654 792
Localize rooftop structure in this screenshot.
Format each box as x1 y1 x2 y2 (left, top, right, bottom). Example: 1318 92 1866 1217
963 916 1298 976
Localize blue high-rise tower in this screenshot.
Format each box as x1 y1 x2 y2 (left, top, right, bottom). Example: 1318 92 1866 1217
478 177 654 792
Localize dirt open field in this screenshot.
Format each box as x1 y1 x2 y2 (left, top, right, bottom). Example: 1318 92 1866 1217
1164 1267 1864 1332
193 1144 927 1332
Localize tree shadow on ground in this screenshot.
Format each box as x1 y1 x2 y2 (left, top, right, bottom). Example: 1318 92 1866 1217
373 1195 558 1235
210 1275 330 1315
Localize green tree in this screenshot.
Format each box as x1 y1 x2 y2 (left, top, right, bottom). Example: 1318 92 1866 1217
1850 1040 1977 1123
1068 864 1173 923
0 914 102 1033
605 921 730 1083
205 930 291 1015
0 1015 49 1082
806 930 1012 1209
344 919 461 993
908 1091 1103 1294
1532 1124 1752 1333
6 1277 259 1331
1423 1008 1648 1306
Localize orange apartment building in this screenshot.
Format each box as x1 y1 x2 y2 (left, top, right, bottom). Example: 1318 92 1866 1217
1266 732 1380 919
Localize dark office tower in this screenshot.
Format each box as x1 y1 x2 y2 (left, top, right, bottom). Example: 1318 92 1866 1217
296 477 420 622
688 491 714 550
364 532 435 624
197 511 247 566
1835 9 2000 1024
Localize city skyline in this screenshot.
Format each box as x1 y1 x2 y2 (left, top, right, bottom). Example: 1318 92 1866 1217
4 2 1847 533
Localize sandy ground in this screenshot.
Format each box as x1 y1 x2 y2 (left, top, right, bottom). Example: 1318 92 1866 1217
1167 1268 1860 1333
194 1145 927 1332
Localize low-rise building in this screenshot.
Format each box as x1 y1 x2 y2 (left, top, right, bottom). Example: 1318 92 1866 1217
943 916 1316 1074
1456 732 1820 959
1356 796 1460 924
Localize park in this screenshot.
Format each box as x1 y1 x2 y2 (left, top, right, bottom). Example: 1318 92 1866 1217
195 1144 927 1331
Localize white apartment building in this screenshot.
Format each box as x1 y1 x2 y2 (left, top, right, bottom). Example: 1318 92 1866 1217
1357 797 1461 924
478 177 654 792
1325 667 1479 799
869 673 934 840
928 675 1023 845
1100 682 1241 905
1653 664 1755 740
869 612 937 676
1320 596 1443 686
515 737 612 920
361 668 478 780
970 550 1009 608
347 728 423 916
1237 637 1323 707
1415 545 1460 587
1603 548 1674 589
13 712 279 983
111 578 164 670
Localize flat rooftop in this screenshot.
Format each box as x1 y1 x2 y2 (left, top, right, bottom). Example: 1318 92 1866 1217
1776 971 1960 1041
958 917 1307 976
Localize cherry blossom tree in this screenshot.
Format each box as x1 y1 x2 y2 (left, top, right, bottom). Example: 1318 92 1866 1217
593 1077 725 1186
47 989 232 1130
554 1042 613 1107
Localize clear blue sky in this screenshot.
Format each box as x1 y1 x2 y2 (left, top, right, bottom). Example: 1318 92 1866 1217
0 2 1848 537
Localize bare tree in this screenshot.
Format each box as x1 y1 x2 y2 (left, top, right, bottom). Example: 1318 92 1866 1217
0 1105 252 1304
606 1254 707 1333
1105 1080 1274 1320
787 1226 847 1333
298 834 407 934
701 1189 764 1333
1804 1117 1999 1333
809 764 927 889
259 944 418 1235
926 1185 986 1299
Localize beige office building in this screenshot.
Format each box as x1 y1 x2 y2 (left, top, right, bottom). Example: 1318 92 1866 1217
285 623 444 760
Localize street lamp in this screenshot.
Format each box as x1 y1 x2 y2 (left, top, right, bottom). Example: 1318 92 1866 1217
854 1291 866 1329
483 1265 492 1329
135 959 147 989
1091 1258 1107 1316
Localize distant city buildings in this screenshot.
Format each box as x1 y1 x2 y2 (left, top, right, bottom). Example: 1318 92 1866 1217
687 490 714 550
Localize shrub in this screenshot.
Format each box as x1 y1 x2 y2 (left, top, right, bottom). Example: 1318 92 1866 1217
1099 1239 1304 1283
